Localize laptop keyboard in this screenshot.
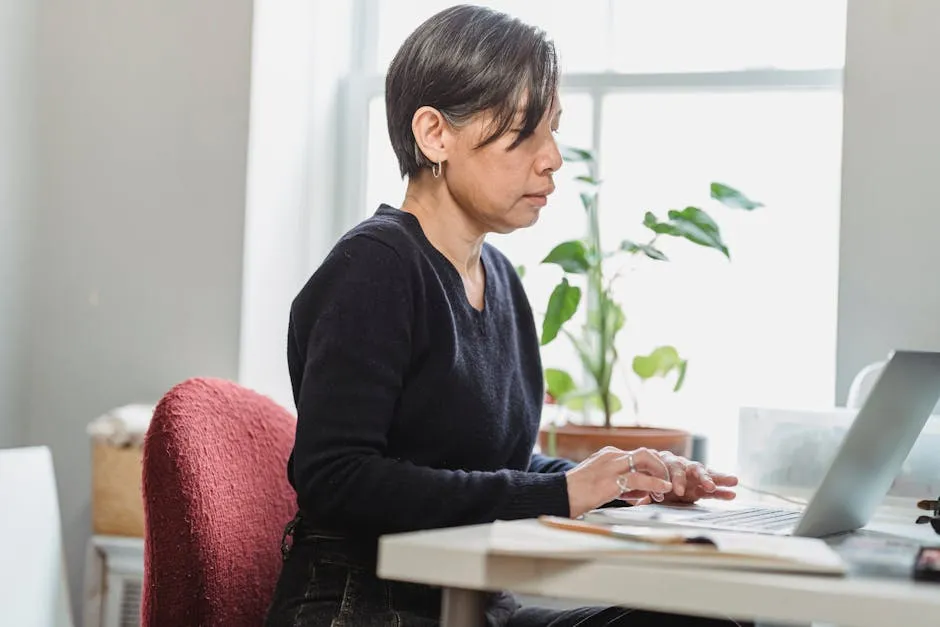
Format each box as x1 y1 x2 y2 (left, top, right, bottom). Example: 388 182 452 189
682 506 803 532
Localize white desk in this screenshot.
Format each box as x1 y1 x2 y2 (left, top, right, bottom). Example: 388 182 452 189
377 509 940 627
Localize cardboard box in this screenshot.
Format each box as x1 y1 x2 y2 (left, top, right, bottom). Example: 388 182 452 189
91 442 144 537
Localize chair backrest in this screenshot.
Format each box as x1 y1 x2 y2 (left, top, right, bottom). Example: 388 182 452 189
141 377 297 627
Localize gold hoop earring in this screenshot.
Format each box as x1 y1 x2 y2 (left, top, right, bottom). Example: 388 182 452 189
431 161 442 178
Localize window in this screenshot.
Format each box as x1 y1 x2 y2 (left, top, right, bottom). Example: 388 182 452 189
342 0 846 467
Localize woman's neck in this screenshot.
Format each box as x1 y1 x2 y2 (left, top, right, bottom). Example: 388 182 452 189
400 177 485 278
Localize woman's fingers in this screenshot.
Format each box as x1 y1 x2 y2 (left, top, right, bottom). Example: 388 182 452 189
622 471 672 494
692 464 717 492
664 461 687 496
670 460 719 493
619 489 652 505
709 488 738 500
708 471 739 487
610 448 673 502
624 448 670 479
659 451 693 496
604 448 742 505
657 451 742 500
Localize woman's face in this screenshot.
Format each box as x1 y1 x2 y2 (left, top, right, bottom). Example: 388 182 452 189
444 97 563 234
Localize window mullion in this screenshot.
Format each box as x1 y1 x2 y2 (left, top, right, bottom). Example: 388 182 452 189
352 0 381 73
590 87 604 180
338 75 373 233
560 69 842 92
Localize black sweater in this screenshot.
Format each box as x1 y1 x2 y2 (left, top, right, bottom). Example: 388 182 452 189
286 205 574 537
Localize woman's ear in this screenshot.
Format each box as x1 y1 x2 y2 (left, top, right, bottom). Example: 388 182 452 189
412 106 449 165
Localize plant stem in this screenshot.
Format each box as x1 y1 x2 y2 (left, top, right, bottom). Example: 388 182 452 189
586 188 613 428
612 344 640 423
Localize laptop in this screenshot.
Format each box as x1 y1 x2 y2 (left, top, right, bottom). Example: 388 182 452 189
585 350 940 538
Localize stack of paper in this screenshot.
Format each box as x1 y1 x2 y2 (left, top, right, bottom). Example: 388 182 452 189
487 518 846 576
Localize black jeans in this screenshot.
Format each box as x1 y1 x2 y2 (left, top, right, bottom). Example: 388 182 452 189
265 514 752 627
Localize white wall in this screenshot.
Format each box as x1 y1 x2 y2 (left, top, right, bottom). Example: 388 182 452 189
239 0 355 409
239 0 352 410
836 1 940 400
0 0 37 448
34 0 254 616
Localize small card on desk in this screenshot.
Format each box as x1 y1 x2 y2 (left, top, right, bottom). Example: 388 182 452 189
487 517 846 576
914 546 940 582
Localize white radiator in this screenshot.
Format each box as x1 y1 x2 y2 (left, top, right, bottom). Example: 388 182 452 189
83 536 144 627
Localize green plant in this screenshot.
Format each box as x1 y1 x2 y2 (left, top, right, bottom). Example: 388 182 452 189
536 147 762 429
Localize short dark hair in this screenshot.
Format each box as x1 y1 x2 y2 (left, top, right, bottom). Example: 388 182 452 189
385 5 559 178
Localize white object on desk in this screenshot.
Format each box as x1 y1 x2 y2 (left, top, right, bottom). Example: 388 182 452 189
0 446 74 627
378 507 940 627
847 360 940 414
737 406 940 500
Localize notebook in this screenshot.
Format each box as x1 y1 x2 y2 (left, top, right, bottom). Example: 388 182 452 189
487 517 846 576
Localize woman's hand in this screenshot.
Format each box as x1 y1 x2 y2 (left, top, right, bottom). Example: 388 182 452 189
656 450 739 504
564 446 672 518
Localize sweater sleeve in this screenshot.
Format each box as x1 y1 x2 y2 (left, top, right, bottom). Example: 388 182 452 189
528 452 577 474
528 453 630 509
290 235 570 536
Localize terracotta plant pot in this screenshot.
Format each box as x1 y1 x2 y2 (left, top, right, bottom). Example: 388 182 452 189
538 423 693 463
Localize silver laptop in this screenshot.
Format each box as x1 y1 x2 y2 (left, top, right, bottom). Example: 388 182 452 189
585 350 940 538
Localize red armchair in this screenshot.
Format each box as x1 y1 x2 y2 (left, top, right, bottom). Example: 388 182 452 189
141 377 297 626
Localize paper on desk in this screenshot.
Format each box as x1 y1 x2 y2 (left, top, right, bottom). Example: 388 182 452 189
488 519 846 576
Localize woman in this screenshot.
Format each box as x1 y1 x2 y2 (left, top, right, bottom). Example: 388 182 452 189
266 5 743 626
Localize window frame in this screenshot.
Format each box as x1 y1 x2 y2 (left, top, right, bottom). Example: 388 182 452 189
330 0 844 246
335 70 842 245
314 1 847 465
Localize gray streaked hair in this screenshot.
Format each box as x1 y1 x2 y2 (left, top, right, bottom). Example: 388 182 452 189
385 4 558 178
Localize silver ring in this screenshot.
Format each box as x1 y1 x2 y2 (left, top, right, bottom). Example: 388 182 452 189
627 452 636 474
616 474 630 493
